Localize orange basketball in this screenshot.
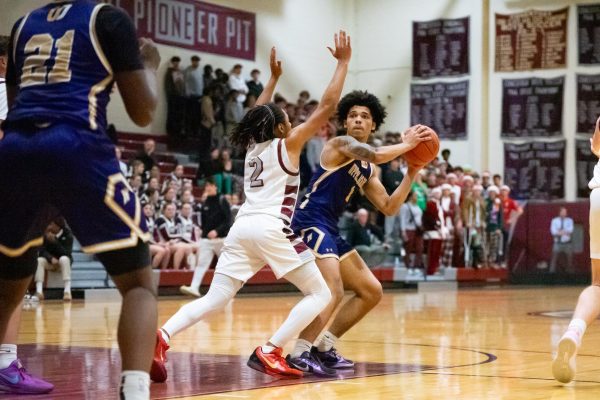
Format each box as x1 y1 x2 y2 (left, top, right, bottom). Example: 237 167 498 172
403 127 440 167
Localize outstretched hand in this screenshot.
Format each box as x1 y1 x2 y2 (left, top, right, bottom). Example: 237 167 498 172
327 30 351 64
591 117 600 158
269 47 282 79
139 37 160 71
401 124 432 149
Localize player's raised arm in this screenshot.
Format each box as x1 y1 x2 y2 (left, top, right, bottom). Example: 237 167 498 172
363 163 422 216
256 47 282 106
590 117 600 158
285 30 351 155
328 124 431 165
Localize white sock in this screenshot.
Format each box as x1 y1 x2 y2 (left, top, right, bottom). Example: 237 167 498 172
317 331 338 352
119 370 150 400
567 318 587 343
291 339 312 358
261 344 276 354
0 344 17 369
64 280 71 293
36 281 43 294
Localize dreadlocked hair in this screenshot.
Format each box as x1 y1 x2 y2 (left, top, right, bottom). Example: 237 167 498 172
336 90 387 131
229 103 286 150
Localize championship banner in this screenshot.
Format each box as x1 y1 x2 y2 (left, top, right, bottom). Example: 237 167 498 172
410 80 468 140
578 4 600 65
412 17 469 78
576 139 597 198
106 0 256 60
495 8 568 72
501 77 564 138
504 140 565 200
577 74 600 134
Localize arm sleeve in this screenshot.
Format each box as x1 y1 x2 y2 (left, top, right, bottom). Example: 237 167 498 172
95 6 143 72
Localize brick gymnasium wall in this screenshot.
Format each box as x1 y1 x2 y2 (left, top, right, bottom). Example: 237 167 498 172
509 200 591 281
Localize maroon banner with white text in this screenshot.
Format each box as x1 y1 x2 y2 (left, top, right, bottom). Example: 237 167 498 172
106 0 256 60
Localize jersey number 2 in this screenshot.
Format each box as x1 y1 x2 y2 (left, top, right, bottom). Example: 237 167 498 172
248 157 264 188
21 30 75 87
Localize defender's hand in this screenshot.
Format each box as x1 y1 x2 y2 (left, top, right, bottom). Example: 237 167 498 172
327 30 351 64
269 47 283 79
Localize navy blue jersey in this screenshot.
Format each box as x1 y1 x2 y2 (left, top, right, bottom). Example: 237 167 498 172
6 1 114 131
292 159 373 233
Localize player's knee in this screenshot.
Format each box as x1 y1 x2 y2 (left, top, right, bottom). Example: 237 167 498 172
364 280 383 306
329 280 344 304
313 277 332 309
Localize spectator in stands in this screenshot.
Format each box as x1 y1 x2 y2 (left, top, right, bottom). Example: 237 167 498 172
164 56 185 138
462 184 487 268
243 94 257 114
246 68 263 99
493 173 502 187
461 175 474 203
184 55 204 136
213 148 234 195
34 218 73 301
485 186 503 268
447 173 461 205
382 157 404 242
224 89 244 139
142 203 171 269
140 188 161 214
401 191 424 274
306 122 333 173
115 146 128 177
180 189 196 208
500 184 523 267
550 207 574 273
297 90 310 108
162 164 184 193
440 184 456 269
411 171 428 211
129 174 143 196
145 176 160 192
441 149 453 171
155 203 195 270
202 64 214 90
150 165 161 182
346 209 388 267
423 187 445 275
199 86 216 156
228 63 249 103
136 138 157 173
160 187 178 210
180 178 232 297
176 202 202 268
129 159 146 180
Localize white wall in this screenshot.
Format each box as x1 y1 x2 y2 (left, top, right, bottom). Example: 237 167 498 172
353 0 484 172
488 0 600 200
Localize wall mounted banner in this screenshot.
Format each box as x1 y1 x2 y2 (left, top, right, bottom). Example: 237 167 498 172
412 17 469 78
575 139 597 198
504 140 565 200
410 80 468 140
501 77 564 138
577 74 600 133
578 5 600 65
106 0 256 60
495 8 568 71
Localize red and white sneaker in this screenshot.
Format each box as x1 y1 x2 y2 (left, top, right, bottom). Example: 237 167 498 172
247 346 303 378
150 329 170 383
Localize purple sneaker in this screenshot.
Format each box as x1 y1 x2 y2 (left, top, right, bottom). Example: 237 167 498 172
0 359 54 394
286 351 337 377
311 346 354 369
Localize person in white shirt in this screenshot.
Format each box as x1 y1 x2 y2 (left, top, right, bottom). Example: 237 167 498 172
553 117 600 384
549 207 574 273
228 64 249 103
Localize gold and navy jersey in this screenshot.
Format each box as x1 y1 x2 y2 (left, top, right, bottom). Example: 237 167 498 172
292 159 374 233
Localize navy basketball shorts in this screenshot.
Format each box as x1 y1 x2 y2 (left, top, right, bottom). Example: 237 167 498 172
297 224 355 261
0 123 150 276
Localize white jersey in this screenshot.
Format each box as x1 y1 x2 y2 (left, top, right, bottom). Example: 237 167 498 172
237 138 300 226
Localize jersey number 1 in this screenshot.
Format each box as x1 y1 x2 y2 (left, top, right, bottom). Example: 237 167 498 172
21 30 75 87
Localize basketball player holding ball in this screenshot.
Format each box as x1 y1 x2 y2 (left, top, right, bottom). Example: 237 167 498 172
288 91 434 372
553 117 600 384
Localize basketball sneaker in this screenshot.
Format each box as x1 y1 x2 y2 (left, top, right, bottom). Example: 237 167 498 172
179 285 201 298
247 346 303 378
311 346 354 369
0 359 54 394
552 330 580 384
286 351 337 376
150 330 170 383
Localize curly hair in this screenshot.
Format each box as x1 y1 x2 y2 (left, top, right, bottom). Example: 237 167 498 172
336 90 387 131
229 103 286 150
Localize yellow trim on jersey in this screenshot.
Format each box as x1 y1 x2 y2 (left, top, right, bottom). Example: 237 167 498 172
313 252 339 260
0 237 43 258
12 13 30 62
300 227 326 253
80 234 140 254
88 75 112 130
89 3 113 75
